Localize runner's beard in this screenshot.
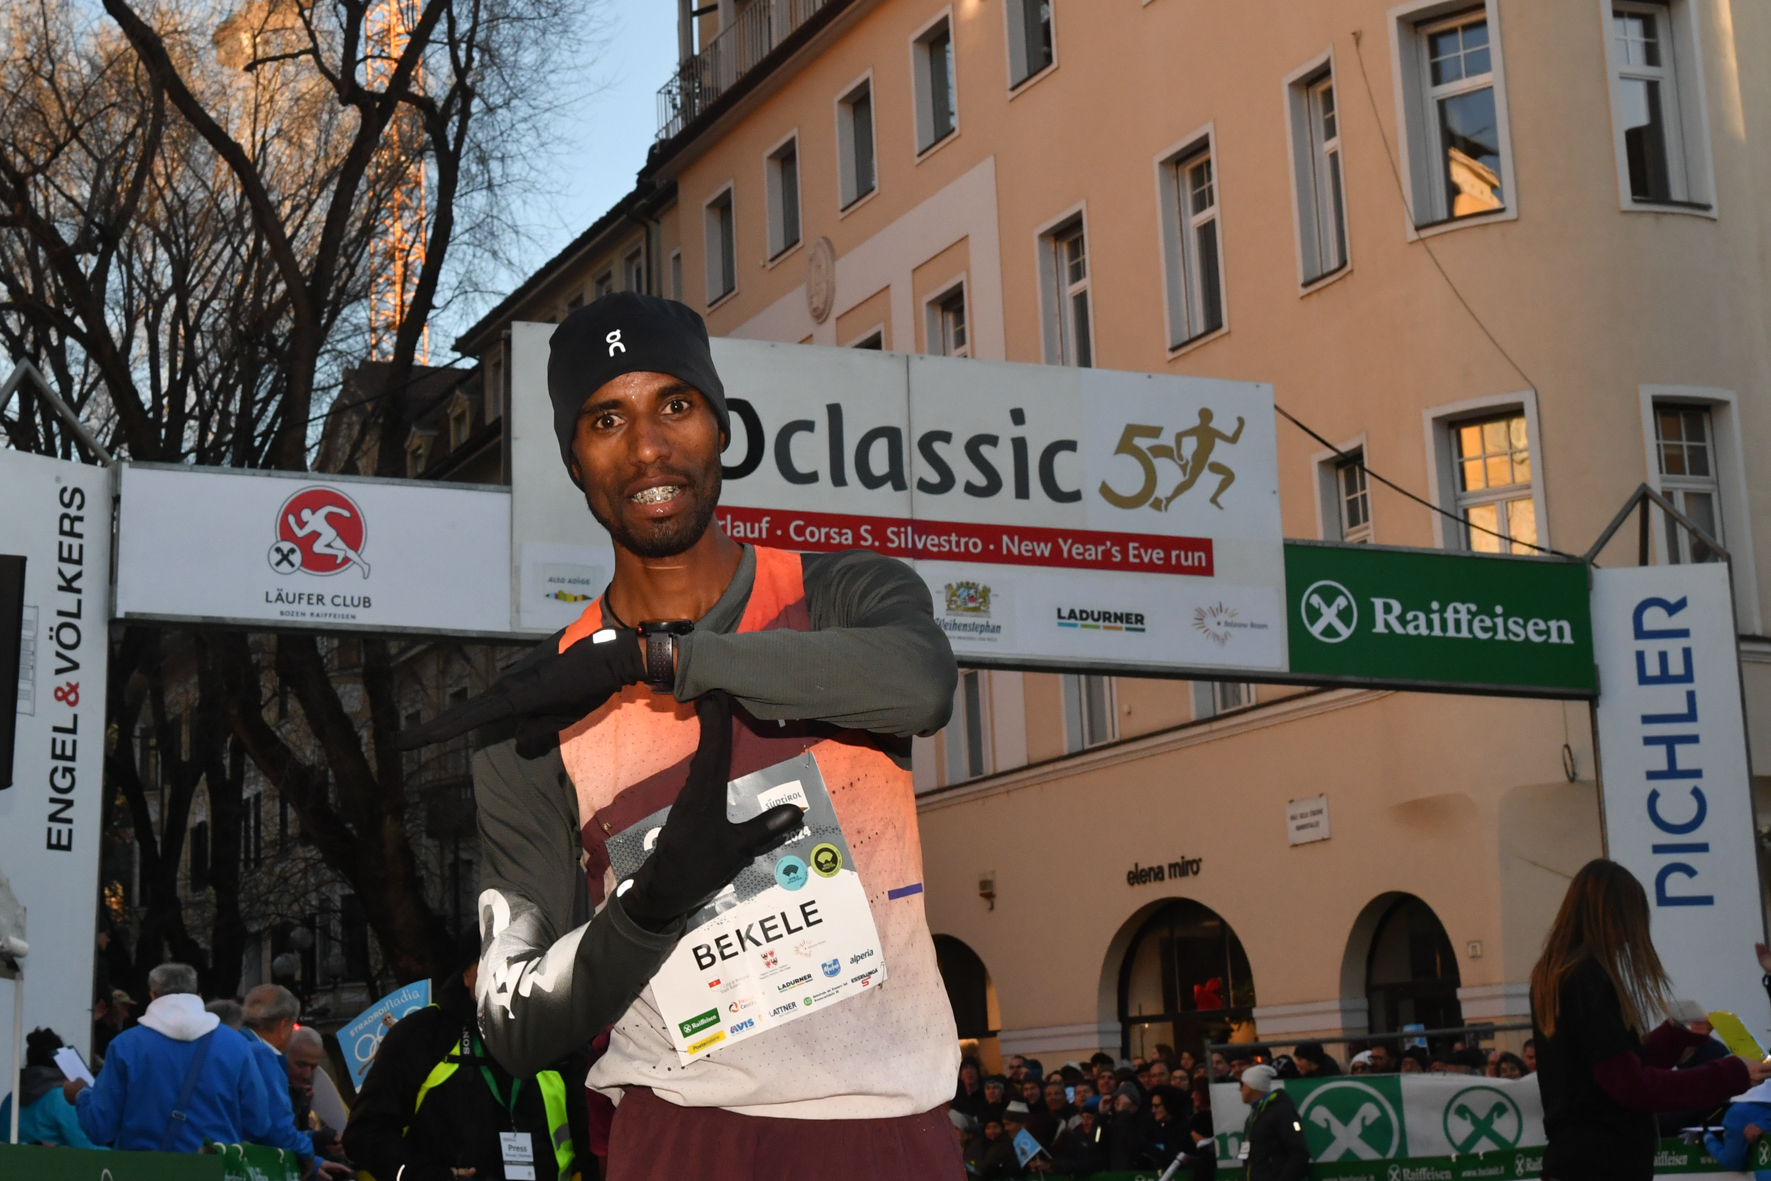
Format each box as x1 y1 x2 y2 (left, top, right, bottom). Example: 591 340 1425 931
588 465 723 558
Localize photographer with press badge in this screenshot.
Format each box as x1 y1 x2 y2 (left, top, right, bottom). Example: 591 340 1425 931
344 930 589 1181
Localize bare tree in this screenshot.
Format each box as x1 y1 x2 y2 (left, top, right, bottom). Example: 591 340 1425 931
2 0 591 987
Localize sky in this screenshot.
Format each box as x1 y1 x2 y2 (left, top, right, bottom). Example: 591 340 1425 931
445 2 678 353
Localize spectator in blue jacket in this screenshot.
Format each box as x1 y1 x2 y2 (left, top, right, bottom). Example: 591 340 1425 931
65 962 277 1153
240 985 317 1161
1704 1081 1771 1181
0 1028 101 1148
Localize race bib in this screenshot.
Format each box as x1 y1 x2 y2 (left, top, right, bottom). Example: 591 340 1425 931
605 751 888 1066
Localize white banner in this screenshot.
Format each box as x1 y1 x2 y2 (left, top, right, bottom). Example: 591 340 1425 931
1593 564 1767 1040
0 448 112 1073
509 329 1286 674
115 464 512 636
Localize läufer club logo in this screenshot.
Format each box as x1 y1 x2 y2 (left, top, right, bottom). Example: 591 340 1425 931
269 487 371 578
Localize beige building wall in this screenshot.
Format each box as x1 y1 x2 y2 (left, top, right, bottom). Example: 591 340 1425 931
460 0 1771 1064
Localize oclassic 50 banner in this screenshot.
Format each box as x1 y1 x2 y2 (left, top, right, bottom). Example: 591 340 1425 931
1593 564 1766 1039
116 464 512 636
509 328 1286 677
0 447 112 1070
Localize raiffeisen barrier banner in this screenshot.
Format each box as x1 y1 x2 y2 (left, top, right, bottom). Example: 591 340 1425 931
116 464 512 636
509 329 1286 677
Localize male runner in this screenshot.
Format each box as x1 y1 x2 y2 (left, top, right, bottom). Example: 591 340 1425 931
400 292 963 1179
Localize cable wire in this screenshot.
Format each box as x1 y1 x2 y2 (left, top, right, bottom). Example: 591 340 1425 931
1273 400 1577 559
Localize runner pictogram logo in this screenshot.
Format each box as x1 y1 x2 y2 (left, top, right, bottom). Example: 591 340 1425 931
1300 579 1357 643
1297 1080 1401 1161
1443 1085 1523 1153
270 487 371 578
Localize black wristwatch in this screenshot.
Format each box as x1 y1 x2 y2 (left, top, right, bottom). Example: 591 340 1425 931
636 620 694 693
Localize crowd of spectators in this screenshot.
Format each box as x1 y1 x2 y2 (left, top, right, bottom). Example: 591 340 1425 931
948 1036 1543 1178
950 1048 1217 1178
2 963 352 1180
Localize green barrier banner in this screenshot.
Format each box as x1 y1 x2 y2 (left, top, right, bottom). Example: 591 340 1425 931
0 1143 223 1179
1283 541 1596 696
0 1142 300 1181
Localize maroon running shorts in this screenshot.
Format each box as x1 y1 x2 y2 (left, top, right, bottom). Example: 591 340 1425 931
604 1085 965 1181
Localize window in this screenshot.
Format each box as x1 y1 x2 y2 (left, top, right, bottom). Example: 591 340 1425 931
1062 674 1115 751
243 794 263 869
766 137 801 259
189 821 210 892
1043 219 1092 367
704 187 736 303
1607 2 1709 208
1005 0 1053 88
944 669 990 783
913 16 957 152
405 428 434 477
1338 456 1372 542
849 330 883 349
928 284 968 357
1193 681 1255 719
1162 143 1224 347
669 250 683 300
837 78 876 209
1403 8 1507 225
594 270 614 300
623 247 645 293
1290 67 1348 282
1452 413 1536 553
566 292 584 311
447 394 472 449
1654 404 1722 562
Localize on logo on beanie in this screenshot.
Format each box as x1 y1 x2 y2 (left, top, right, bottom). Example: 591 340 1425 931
546 292 729 469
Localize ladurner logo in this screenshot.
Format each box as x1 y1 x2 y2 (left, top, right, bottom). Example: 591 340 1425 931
269 487 370 578
1055 607 1146 633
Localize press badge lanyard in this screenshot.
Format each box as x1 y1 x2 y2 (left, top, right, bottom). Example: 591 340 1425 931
463 1029 524 1118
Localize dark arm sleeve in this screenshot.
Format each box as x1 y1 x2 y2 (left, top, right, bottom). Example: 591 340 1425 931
342 1014 439 1181
473 740 686 1079
674 549 957 736
1592 1050 1750 1113
1641 1019 1709 1069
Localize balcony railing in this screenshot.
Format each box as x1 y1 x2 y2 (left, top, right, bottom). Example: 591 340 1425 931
657 0 832 141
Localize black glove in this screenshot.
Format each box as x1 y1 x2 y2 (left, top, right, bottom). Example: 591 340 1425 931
620 690 805 932
394 626 646 756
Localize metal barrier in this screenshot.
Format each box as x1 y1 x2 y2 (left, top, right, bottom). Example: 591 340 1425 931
1205 1021 1534 1067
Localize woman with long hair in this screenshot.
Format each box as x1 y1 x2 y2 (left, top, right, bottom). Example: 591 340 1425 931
1531 859 1770 1179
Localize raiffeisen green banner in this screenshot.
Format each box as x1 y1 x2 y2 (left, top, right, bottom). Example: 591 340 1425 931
1284 541 1597 697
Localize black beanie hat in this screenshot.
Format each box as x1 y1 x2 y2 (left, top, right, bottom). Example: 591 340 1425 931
546 292 729 471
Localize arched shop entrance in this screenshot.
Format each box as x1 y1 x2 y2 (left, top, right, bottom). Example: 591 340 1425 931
935 934 1001 1067
1118 899 1255 1062
1365 895 1462 1041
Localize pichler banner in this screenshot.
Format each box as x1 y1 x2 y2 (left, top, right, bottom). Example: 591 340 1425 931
508 329 1287 679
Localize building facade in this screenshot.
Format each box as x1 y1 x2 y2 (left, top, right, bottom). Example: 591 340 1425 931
458 0 1771 1067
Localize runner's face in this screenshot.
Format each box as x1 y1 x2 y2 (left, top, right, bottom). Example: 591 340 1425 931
570 372 725 558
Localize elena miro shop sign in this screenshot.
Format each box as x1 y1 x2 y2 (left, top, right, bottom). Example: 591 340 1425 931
1284 540 1596 697
1127 856 1202 886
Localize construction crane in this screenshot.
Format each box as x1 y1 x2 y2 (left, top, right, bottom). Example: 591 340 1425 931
365 0 428 363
